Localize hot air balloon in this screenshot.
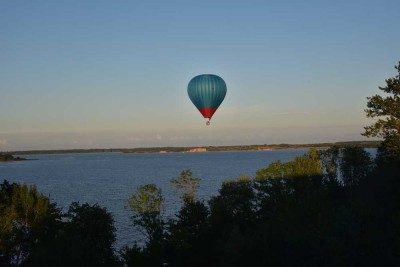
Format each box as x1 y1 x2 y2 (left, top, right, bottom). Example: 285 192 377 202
187 74 227 125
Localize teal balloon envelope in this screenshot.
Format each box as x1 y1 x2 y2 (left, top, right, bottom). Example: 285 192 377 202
187 74 227 125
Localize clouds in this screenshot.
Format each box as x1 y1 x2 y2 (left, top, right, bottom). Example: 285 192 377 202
0 123 377 151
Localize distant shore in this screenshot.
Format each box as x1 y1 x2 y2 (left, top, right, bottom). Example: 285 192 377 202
0 153 28 162
5 140 380 155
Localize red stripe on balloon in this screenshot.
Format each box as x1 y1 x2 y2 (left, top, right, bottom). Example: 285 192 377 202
198 108 218 119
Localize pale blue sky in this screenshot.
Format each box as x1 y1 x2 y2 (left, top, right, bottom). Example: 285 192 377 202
1 0 399 150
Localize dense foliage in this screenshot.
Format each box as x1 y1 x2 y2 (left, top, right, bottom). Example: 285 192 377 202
0 184 119 267
122 147 399 267
363 61 400 162
0 154 26 162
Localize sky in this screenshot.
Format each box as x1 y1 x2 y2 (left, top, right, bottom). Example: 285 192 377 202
1 0 399 151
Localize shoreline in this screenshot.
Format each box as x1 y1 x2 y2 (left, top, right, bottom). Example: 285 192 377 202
5 141 380 156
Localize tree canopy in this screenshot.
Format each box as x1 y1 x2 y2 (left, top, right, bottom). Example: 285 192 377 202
170 169 200 203
363 61 400 161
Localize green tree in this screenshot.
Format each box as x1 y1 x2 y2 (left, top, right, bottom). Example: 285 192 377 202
210 175 255 226
340 146 373 187
65 202 119 267
0 153 15 162
170 169 200 203
125 184 165 267
0 180 61 266
363 61 400 161
256 149 322 180
319 146 340 181
127 184 164 245
168 200 210 267
24 202 120 267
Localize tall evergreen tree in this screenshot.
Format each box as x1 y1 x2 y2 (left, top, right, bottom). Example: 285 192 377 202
363 61 400 162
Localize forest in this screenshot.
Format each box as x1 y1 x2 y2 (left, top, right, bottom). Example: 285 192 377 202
0 62 399 266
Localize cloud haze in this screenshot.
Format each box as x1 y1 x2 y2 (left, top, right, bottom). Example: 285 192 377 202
0 138 8 147
0 124 377 151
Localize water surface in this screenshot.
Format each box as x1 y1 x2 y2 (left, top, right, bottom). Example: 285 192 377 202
0 149 314 248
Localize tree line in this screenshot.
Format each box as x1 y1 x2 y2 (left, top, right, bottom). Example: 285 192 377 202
1 61 399 266
4 140 380 156
0 154 26 162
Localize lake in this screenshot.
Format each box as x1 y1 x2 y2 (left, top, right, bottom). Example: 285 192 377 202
0 149 321 248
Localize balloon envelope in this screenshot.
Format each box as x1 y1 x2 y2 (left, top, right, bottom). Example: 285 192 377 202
187 74 227 120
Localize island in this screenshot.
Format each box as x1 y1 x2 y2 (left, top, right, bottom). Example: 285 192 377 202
0 153 27 162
